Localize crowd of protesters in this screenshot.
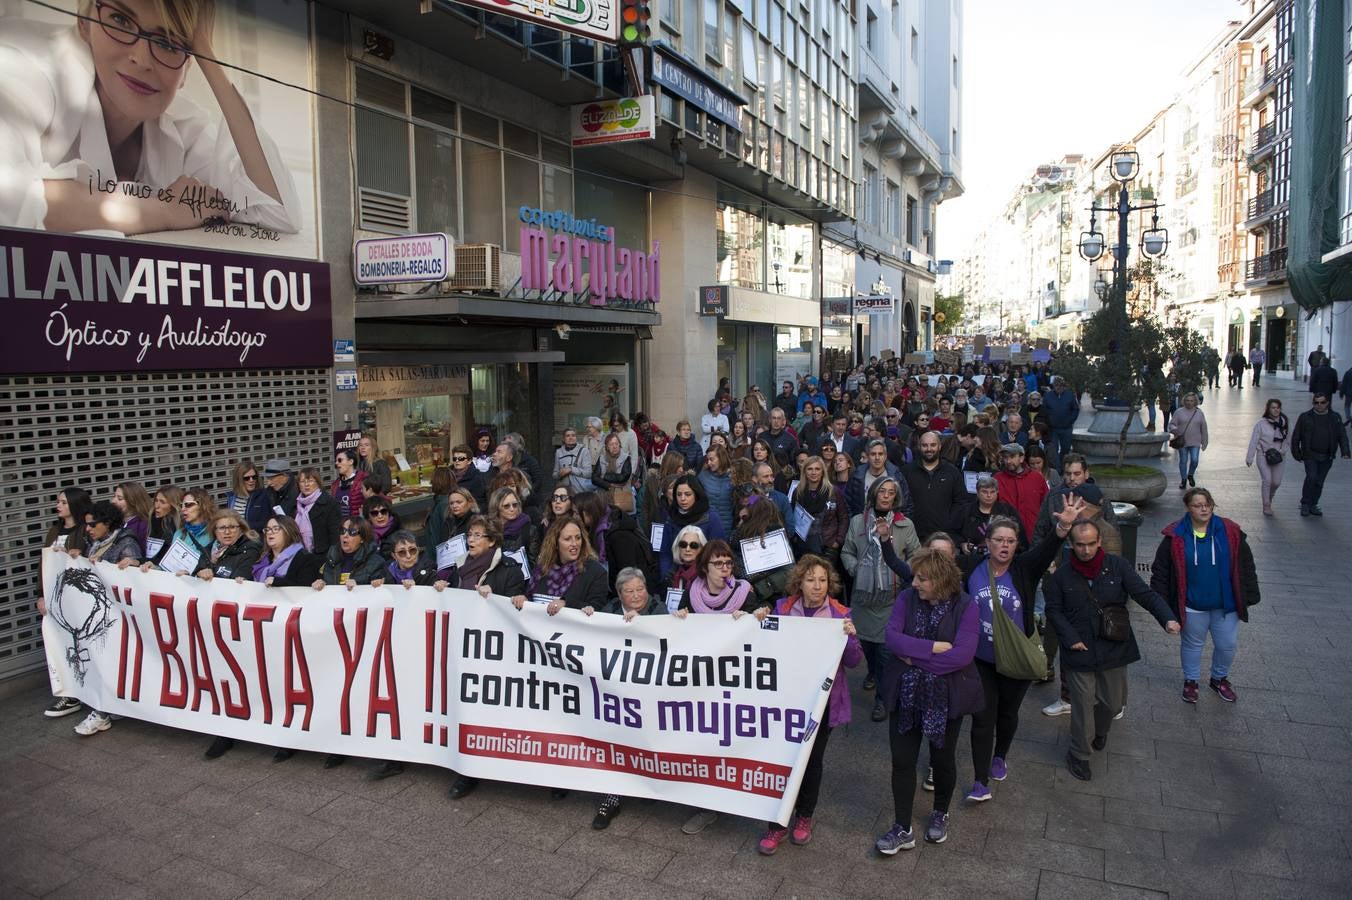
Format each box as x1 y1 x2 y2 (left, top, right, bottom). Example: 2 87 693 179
40 353 1273 857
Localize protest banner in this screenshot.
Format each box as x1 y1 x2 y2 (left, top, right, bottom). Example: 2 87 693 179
933 349 962 370
40 552 843 824
1010 351 1032 365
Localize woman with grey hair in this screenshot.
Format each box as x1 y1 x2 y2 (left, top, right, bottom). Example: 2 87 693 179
582 417 605 468
580 565 664 829
959 475 1025 556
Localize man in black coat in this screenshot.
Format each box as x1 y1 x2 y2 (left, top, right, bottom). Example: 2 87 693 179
1309 360 1339 398
1291 393 1351 516
902 431 968 541
261 459 299 517
1045 520 1179 781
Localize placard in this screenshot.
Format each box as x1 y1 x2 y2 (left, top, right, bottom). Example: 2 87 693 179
504 548 532 585
964 471 981 493
739 529 794 576
792 505 814 542
394 453 412 471
436 535 468 571
159 538 201 574
144 538 165 560
650 523 665 549
665 587 684 613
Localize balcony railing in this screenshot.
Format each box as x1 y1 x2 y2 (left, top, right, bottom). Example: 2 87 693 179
1246 188 1275 222
1244 248 1288 282
1250 122 1278 156
1243 58 1278 100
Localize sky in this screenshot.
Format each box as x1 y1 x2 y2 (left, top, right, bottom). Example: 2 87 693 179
936 0 1249 262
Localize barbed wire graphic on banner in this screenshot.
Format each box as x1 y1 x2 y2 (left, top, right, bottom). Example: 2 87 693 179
48 567 115 685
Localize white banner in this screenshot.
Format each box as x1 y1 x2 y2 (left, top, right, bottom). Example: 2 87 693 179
41 552 843 824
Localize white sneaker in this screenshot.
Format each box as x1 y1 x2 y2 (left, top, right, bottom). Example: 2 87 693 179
1114 705 1125 721
1042 699 1072 717
74 710 111 736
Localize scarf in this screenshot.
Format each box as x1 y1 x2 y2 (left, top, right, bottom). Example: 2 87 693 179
1069 548 1105 580
1267 412 1289 441
252 543 302 582
454 548 495 588
593 515 611 565
372 517 396 544
295 489 321 550
86 532 117 562
387 557 423 582
182 522 209 552
502 513 531 540
787 596 833 618
540 560 582 598
210 539 232 563
689 576 752 614
896 596 953 745
671 561 699 591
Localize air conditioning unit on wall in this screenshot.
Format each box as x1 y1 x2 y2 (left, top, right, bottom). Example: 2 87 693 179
447 244 500 293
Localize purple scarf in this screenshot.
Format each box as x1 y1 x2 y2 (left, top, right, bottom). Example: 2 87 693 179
896 597 952 746
538 560 581 598
295 489 321 550
689 576 752 614
502 514 531 540
372 517 397 544
252 543 303 582
593 515 611 565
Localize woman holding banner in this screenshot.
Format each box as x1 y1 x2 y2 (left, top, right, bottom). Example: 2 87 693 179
145 486 215 570
757 555 860 855
191 510 261 581
312 518 385 591
667 524 707 595
434 516 528 598
515 517 607 614
578 566 667 829
294 468 340 558
673 539 770 834
874 548 982 853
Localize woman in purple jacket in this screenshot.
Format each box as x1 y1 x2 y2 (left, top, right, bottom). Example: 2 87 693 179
758 555 861 856
874 548 984 853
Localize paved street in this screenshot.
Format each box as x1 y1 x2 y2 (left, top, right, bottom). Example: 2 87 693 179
2 378 1349 900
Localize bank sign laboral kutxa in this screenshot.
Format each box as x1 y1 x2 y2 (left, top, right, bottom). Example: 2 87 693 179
518 206 660 306
571 97 655 148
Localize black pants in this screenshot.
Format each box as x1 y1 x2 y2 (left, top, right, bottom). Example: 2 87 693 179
970 659 1031 783
1301 457 1335 507
1252 367 1262 386
770 724 831 826
861 640 883 682
889 712 962 825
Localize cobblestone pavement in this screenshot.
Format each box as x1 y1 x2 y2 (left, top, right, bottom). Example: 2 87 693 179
2 379 1349 899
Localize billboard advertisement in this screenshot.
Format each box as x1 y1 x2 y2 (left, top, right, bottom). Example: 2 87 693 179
0 0 319 261
571 96 655 148
452 0 617 42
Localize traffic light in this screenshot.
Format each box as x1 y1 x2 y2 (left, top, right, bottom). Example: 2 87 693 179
619 0 651 45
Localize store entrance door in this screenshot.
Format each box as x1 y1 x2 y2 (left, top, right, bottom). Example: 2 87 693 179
1265 317 1287 372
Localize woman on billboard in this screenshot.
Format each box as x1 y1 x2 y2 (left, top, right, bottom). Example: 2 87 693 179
0 0 301 235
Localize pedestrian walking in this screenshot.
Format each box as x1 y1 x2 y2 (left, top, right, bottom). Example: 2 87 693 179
1227 350 1246 389
1167 392 1207 490
960 498 1082 801
757 556 860 855
1340 364 1352 422
1248 346 1266 386
1245 399 1290 516
1310 358 1339 399
1045 520 1179 781
1150 488 1260 704
1042 377 1079 467
874 548 984 854
1291 393 1351 517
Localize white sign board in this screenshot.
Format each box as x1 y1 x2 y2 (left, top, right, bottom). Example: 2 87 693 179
353 233 453 285
571 97 656 147
854 293 894 315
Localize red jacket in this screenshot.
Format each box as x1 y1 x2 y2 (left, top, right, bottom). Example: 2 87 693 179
330 470 367 520
994 467 1048 538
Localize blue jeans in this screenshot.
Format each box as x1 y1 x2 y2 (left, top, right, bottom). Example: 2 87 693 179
1177 445 1200 482
1052 428 1075 467
1180 607 1239 682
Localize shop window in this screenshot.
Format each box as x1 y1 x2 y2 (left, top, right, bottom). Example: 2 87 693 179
504 155 541 234
462 140 504 246
414 127 459 237
472 364 538 454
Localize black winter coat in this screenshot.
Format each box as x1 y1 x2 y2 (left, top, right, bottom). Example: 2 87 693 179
195 539 263 579
263 549 323 587
538 559 609 610
298 490 342 557
902 461 969 541
448 548 530 598
382 551 438 586
320 542 386 585
600 514 659 597
1044 554 1175 672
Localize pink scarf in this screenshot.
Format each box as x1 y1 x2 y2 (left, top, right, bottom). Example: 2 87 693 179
295 489 320 550
689 576 752 614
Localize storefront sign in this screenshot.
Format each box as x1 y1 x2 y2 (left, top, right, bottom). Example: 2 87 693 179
571 97 656 147
334 339 355 363
450 0 617 41
650 48 744 130
519 227 660 306
353 233 452 285
335 369 358 391
699 285 728 316
1 1 320 260
854 293 894 315
357 365 469 402
0 227 331 375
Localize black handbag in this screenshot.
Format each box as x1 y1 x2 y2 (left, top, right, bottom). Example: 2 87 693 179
1086 577 1130 641
1264 448 1283 465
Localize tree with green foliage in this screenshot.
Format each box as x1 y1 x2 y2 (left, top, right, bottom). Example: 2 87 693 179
933 293 964 336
